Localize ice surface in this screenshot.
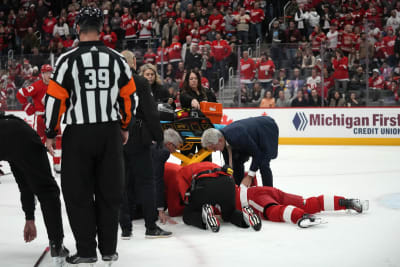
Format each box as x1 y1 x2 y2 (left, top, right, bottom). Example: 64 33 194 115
1 145 400 267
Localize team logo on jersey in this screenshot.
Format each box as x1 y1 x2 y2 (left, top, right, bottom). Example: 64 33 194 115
293 112 308 131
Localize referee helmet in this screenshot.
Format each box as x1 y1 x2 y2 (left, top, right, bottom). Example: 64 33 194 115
75 7 104 33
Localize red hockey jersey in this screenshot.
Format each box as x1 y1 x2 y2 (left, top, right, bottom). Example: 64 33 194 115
169 42 182 63
240 57 256 82
16 79 47 116
257 59 275 82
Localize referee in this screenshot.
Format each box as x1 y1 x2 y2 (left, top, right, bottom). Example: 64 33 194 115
44 7 137 265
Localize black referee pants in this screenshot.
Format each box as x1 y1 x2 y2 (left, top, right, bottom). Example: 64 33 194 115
119 144 157 231
0 118 64 243
183 176 248 230
61 122 124 257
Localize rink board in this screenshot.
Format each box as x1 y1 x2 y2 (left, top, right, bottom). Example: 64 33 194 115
222 107 400 146
5 107 400 145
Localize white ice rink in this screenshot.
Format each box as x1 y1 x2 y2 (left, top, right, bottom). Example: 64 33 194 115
1 145 400 267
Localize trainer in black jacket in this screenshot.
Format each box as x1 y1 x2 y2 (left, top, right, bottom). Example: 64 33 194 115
119 50 172 239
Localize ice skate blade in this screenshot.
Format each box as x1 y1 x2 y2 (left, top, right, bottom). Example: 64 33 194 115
298 218 327 228
362 200 369 212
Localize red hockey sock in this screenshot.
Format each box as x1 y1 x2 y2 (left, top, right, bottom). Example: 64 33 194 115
304 195 346 213
265 205 304 224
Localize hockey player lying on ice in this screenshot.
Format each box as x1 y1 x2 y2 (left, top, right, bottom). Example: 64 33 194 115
163 161 369 228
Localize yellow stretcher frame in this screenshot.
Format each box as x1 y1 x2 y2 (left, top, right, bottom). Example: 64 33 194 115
171 136 212 166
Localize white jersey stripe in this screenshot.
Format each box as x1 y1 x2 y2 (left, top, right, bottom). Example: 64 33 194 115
282 205 296 224
86 91 96 123
45 97 55 129
81 52 93 68
99 52 109 67
100 90 108 122
323 195 335 211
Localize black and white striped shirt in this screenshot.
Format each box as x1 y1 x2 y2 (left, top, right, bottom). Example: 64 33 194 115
45 41 137 138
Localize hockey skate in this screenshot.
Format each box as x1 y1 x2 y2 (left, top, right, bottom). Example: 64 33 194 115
202 204 220 232
102 253 118 267
297 214 324 228
339 199 369 213
50 241 69 267
65 254 97 266
242 206 262 231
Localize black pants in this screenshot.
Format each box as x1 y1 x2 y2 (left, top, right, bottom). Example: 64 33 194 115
119 144 157 231
0 118 63 243
61 122 124 257
183 176 248 230
231 150 273 187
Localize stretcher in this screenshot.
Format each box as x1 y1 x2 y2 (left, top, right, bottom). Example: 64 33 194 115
160 117 225 166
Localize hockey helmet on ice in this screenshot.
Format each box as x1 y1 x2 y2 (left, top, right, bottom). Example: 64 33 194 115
41 64 53 73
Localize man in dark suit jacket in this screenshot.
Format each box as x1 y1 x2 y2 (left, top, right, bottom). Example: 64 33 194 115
201 116 279 187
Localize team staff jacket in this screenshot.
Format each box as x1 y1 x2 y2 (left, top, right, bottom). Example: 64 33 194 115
45 41 136 138
127 73 163 147
163 162 232 216
221 116 279 173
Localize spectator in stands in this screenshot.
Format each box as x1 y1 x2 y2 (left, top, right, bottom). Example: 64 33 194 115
224 7 236 37
285 21 302 62
291 90 308 107
250 82 263 104
175 62 185 83
329 91 346 107
259 90 275 108
307 8 320 35
181 35 192 63
309 25 325 56
308 88 323 107
169 35 182 70
294 3 307 37
301 47 316 72
53 17 69 39
306 68 321 93
340 24 354 57
42 10 56 37
368 68 384 101
326 23 339 51
63 34 74 48
156 39 169 75
138 13 153 48
21 27 39 54
349 66 367 92
267 20 284 69
144 48 156 65
250 2 265 43
383 26 396 67
257 52 275 92
347 92 362 107
185 43 202 71
291 49 303 69
140 63 172 106
100 25 117 49
240 50 256 90
275 90 291 107
234 84 250 105
288 68 305 100
358 32 374 66
235 7 250 45
110 11 123 47
386 10 400 32
332 49 349 93
162 18 178 46
211 33 231 81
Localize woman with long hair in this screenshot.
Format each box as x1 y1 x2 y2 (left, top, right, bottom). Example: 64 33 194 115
180 69 210 109
139 63 175 109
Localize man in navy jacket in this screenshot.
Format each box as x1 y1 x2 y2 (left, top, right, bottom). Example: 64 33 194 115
201 116 279 187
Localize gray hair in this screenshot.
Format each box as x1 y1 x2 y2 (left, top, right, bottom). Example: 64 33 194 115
164 128 183 147
201 128 223 148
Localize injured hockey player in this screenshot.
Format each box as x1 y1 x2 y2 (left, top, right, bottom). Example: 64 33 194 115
163 162 369 228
